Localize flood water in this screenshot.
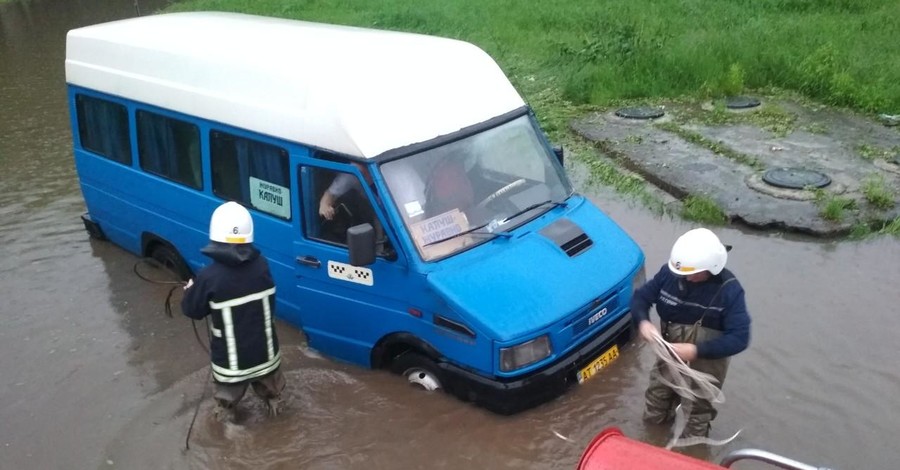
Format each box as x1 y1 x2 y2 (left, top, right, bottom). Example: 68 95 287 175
1 2 898 469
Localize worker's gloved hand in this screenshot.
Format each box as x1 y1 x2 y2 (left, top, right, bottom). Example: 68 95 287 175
638 320 659 343
183 278 194 290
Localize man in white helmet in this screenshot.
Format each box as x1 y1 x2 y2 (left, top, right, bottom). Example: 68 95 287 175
631 228 751 439
182 201 286 421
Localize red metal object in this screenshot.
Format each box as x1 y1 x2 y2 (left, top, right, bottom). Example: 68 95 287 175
577 427 723 470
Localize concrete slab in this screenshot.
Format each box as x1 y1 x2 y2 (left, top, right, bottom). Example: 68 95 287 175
571 99 900 236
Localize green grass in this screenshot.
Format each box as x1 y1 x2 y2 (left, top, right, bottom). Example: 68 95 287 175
166 0 900 115
680 195 728 225
856 144 899 161
656 122 764 169
813 190 858 221
861 175 896 209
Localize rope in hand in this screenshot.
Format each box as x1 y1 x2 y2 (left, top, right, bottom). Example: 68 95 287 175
646 329 741 449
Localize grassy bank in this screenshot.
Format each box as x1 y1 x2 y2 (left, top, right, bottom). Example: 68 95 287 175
167 0 899 119
164 0 900 236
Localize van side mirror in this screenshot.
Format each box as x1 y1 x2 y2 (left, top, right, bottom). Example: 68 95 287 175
347 223 376 266
553 145 564 166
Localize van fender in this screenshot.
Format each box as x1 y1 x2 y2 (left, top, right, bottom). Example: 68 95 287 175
370 332 442 369
140 232 193 281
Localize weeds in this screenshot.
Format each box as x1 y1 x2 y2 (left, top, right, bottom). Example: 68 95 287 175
680 195 727 225
861 175 896 209
856 144 899 161
813 189 858 221
656 122 764 169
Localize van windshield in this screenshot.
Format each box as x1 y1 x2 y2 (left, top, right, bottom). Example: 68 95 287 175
381 114 572 261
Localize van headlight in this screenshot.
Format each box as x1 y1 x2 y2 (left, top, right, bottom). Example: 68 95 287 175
500 335 551 372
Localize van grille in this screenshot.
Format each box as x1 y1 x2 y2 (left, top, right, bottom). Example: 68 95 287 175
572 294 619 336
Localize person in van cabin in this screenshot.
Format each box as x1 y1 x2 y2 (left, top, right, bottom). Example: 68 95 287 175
423 157 475 219
631 228 751 439
317 161 393 256
181 201 286 422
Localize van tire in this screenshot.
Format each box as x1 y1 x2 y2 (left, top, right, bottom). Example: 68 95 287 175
148 243 192 282
392 352 443 392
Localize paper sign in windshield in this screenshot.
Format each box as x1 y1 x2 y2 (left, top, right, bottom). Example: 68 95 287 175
250 176 291 219
412 209 466 245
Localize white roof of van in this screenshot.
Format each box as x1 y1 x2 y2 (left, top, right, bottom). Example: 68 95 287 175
65 12 525 159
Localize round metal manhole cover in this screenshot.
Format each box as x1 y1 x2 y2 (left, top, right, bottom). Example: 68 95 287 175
615 107 665 120
726 96 761 109
762 167 831 189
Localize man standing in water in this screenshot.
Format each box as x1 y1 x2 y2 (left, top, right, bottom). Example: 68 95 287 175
632 228 751 439
182 201 286 421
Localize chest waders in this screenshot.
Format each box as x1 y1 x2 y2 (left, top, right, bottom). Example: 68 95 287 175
643 279 734 439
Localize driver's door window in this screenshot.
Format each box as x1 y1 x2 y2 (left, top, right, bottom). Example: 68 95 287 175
304 166 393 256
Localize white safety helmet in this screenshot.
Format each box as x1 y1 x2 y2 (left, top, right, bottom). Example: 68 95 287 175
209 201 254 244
668 228 727 276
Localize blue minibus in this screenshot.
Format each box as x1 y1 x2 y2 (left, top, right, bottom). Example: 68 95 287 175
65 12 645 414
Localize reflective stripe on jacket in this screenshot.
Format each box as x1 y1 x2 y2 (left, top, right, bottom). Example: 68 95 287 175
181 244 281 384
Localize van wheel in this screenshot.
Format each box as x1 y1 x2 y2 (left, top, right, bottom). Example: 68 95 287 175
149 243 192 282
392 353 443 391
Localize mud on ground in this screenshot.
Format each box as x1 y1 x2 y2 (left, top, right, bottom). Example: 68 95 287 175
571 98 900 236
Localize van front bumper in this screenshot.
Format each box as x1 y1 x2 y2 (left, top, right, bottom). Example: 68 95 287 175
438 313 633 415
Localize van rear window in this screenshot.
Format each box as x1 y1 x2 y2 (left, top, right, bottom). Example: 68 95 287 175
211 131 291 220
136 110 202 189
75 94 132 165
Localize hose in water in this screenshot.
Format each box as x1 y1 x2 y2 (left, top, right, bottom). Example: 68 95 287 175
133 258 211 450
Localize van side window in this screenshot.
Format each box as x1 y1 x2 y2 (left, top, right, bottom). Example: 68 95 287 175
136 110 202 189
75 94 132 165
210 131 291 220
305 166 393 257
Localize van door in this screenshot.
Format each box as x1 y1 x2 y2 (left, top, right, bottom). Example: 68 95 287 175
292 161 420 367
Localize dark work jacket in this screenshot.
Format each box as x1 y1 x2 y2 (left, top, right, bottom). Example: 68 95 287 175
631 265 751 359
181 242 280 383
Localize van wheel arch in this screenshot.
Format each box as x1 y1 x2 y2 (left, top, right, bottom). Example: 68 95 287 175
371 332 441 370
141 233 193 281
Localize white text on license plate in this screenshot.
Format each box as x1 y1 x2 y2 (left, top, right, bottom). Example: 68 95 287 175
576 345 619 384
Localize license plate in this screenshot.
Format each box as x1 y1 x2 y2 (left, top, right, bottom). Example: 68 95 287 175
576 345 619 384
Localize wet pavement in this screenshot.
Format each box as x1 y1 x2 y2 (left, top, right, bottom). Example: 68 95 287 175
1 2 899 469
572 100 900 236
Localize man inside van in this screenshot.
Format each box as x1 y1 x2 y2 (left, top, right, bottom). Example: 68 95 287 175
318 162 393 256
182 201 286 422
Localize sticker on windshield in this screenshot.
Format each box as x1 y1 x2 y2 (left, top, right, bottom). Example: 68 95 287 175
250 177 291 219
412 209 466 246
404 200 424 218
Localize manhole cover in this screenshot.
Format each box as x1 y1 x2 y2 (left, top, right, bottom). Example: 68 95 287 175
615 107 664 120
762 167 831 189
726 96 761 109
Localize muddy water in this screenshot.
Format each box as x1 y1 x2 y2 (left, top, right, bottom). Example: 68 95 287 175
1 2 898 469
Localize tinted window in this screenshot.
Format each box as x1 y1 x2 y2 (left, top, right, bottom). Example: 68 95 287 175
211 131 291 220
75 94 132 165
136 110 201 189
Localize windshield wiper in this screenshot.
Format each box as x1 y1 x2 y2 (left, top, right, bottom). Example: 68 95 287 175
501 199 566 224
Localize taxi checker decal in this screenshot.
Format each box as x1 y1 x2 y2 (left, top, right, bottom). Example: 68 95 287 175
327 260 374 286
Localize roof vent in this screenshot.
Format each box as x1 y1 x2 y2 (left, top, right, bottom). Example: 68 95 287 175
540 218 593 257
